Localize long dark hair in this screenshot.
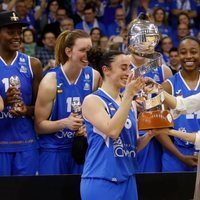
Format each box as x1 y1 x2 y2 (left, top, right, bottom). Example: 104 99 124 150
87 47 124 79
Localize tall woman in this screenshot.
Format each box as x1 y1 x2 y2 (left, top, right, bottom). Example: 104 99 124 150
34 30 101 175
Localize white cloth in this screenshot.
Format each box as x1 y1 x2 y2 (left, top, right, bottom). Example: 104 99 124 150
195 131 200 150
175 93 200 114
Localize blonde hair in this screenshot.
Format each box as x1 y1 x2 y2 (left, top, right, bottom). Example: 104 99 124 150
55 29 90 66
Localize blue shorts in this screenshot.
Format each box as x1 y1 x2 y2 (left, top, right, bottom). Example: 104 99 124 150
39 149 83 175
137 137 162 172
162 145 197 172
81 175 138 200
0 149 39 176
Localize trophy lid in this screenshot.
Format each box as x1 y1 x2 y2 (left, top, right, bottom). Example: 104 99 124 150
128 13 160 56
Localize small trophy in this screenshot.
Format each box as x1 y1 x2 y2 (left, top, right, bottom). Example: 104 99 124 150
9 75 22 111
128 13 174 130
71 99 88 165
71 99 82 117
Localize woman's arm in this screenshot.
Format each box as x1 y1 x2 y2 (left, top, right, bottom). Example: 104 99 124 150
153 128 200 150
34 72 83 134
0 95 4 112
82 76 144 140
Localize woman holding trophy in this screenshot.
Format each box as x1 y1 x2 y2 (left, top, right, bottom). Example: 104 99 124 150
34 30 101 175
0 11 43 176
80 48 162 200
127 13 172 172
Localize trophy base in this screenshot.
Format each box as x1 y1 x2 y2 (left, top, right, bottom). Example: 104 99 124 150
138 110 174 130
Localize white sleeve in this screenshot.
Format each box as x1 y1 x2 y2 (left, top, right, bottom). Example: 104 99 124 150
195 131 200 150
175 93 200 114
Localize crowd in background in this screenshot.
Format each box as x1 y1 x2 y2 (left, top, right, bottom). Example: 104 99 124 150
0 0 200 71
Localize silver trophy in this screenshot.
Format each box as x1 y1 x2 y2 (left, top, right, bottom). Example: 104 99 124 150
10 75 21 89
71 99 82 118
9 75 22 111
128 13 163 78
128 13 174 130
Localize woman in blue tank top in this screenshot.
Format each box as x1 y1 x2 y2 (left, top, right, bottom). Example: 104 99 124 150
34 30 101 175
81 49 160 200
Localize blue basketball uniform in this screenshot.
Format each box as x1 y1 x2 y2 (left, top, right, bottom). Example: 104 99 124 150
162 72 200 172
133 63 165 172
0 51 39 175
39 65 94 175
81 88 138 200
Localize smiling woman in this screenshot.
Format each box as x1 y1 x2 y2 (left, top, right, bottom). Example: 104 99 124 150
0 11 43 176
157 36 200 173
80 49 161 200
34 29 101 175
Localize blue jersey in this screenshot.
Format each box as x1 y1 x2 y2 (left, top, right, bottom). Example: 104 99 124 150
134 62 165 172
131 63 165 84
168 72 200 148
82 89 138 183
0 51 38 152
39 65 94 149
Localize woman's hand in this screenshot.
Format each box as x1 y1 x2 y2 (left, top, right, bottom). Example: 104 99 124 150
125 74 145 98
143 77 163 94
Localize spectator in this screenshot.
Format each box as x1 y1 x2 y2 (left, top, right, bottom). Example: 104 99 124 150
90 27 102 48
39 0 59 32
99 0 122 26
22 28 37 56
99 35 109 51
149 0 170 16
171 0 197 28
43 7 69 37
60 17 74 32
108 7 126 37
35 31 56 69
15 0 36 30
72 0 85 25
160 36 173 66
168 47 181 75
152 7 172 38
0 11 42 176
75 3 106 35
177 12 198 37
172 23 190 48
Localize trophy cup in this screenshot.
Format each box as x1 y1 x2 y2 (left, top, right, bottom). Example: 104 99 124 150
71 99 82 118
71 99 88 165
9 75 23 111
128 13 174 130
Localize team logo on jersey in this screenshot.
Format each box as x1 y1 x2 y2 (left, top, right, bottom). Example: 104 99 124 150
57 83 63 93
84 73 90 80
109 106 116 111
84 83 90 90
153 74 160 82
108 103 116 111
19 57 25 62
113 137 136 158
56 129 75 139
20 65 27 73
175 89 182 95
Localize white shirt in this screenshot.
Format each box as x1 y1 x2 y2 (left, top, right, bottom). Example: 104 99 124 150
174 93 200 149
175 93 200 114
